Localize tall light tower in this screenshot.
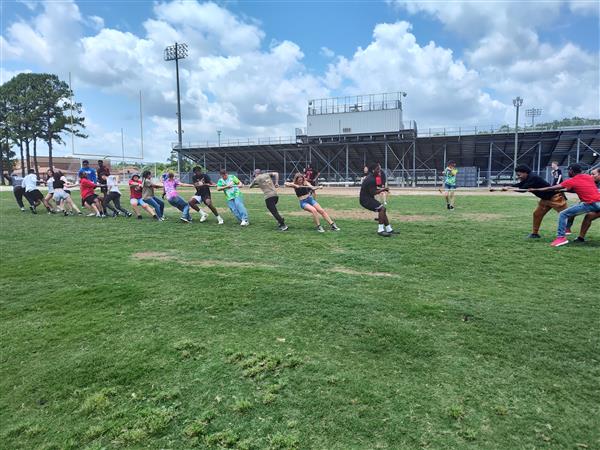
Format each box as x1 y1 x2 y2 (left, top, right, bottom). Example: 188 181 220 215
217 130 222 147
525 108 542 127
164 42 188 176
512 96 523 181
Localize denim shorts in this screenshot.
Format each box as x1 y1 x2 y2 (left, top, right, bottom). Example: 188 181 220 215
130 198 146 206
299 196 317 209
444 183 456 191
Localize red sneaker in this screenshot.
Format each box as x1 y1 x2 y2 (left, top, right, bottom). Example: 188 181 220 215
565 228 572 235
550 237 569 247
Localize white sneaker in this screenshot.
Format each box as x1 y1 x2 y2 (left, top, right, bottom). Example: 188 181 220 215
217 216 224 225
87 212 95 217
240 220 249 226
200 213 208 222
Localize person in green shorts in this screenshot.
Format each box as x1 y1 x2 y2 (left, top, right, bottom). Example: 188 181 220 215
442 161 458 209
216 169 249 226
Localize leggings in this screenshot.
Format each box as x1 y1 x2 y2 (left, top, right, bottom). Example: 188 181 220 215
265 196 285 226
13 186 32 208
104 192 130 215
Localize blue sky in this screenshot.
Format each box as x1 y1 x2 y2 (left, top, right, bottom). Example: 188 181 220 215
2 0 599 162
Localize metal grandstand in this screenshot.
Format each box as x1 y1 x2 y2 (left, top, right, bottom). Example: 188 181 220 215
172 93 599 187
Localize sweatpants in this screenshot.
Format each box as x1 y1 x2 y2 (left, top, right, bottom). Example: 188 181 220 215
265 196 285 226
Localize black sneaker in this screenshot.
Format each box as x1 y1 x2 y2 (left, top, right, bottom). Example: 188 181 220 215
30 206 37 214
126 212 133 218
449 205 455 210
574 237 586 243
378 231 392 237
63 211 69 217
112 211 119 218
137 215 143 220
278 224 289 231
330 223 340 231
527 233 541 239
446 204 451 209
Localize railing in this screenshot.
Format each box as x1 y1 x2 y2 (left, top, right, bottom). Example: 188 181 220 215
174 136 300 149
173 124 599 150
417 124 600 138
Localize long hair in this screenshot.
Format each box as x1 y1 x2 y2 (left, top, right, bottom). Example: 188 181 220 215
293 173 305 185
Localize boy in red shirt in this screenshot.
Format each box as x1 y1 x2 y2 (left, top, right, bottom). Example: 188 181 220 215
79 172 105 217
529 164 600 247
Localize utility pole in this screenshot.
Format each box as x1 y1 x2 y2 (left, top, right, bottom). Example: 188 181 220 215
217 130 222 147
525 108 542 127
164 42 188 177
512 96 523 181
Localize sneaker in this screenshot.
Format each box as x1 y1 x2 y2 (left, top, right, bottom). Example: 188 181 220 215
137 215 143 220
378 231 392 237
63 211 69 217
77 211 83 215
100 214 106 218
446 204 451 209
112 211 119 218
217 216 224 225
159 216 165 221
87 212 95 217
316 225 325 233
30 206 37 214
240 220 249 226
574 237 586 243
153 215 159 220
565 228 572 236
20 207 25 212
96 213 101 218
278 224 289 231
449 205 455 210
200 213 208 222
527 233 541 239
330 223 340 231
550 237 569 247
180 216 190 223
126 212 133 218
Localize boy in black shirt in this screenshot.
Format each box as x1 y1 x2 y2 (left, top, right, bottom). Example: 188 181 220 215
188 166 223 224
490 165 568 238
360 164 394 237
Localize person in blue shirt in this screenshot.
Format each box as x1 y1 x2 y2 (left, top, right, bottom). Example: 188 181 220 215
77 160 97 183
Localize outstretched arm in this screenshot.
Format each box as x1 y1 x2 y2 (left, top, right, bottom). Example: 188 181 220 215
528 185 563 193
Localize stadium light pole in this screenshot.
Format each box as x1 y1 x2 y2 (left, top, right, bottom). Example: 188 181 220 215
512 96 523 181
164 42 188 176
525 108 542 127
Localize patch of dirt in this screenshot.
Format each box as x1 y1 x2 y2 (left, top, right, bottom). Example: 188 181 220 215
329 266 398 278
133 251 176 261
459 213 506 221
287 208 441 222
132 252 273 269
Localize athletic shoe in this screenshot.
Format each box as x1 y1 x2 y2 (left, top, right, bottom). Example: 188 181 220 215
330 223 340 231
278 224 289 231
378 231 392 237
446 204 451 209
449 205 455 210
159 216 165 221
126 212 133 218
87 212 96 217
20 207 25 212
574 237 586 243
77 212 83 215
217 216 224 225
316 225 325 233
565 228 572 235
550 237 569 247
63 211 69 217
180 216 190 223
137 215 143 220
240 220 249 226
526 233 541 239
95 213 101 218
200 213 208 222
100 214 106 218
112 211 119 218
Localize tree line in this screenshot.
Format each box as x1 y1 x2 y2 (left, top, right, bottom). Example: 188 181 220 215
0 73 86 182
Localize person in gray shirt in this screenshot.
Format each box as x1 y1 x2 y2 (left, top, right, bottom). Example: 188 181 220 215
249 169 288 231
6 171 33 211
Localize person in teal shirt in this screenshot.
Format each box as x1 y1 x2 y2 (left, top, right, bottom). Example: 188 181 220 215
442 161 458 210
216 169 249 226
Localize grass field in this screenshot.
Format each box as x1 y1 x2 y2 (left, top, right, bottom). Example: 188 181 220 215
0 188 598 449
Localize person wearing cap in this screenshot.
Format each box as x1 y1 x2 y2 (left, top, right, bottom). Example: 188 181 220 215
129 174 158 220
249 169 287 231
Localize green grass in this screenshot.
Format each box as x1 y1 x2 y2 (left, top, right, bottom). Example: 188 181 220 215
0 189 598 449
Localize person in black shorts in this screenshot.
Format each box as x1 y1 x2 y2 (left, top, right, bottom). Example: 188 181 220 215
188 166 223 224
360 163 395 237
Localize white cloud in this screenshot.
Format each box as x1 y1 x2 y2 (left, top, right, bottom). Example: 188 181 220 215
569 0 600 15
320 46 335 58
